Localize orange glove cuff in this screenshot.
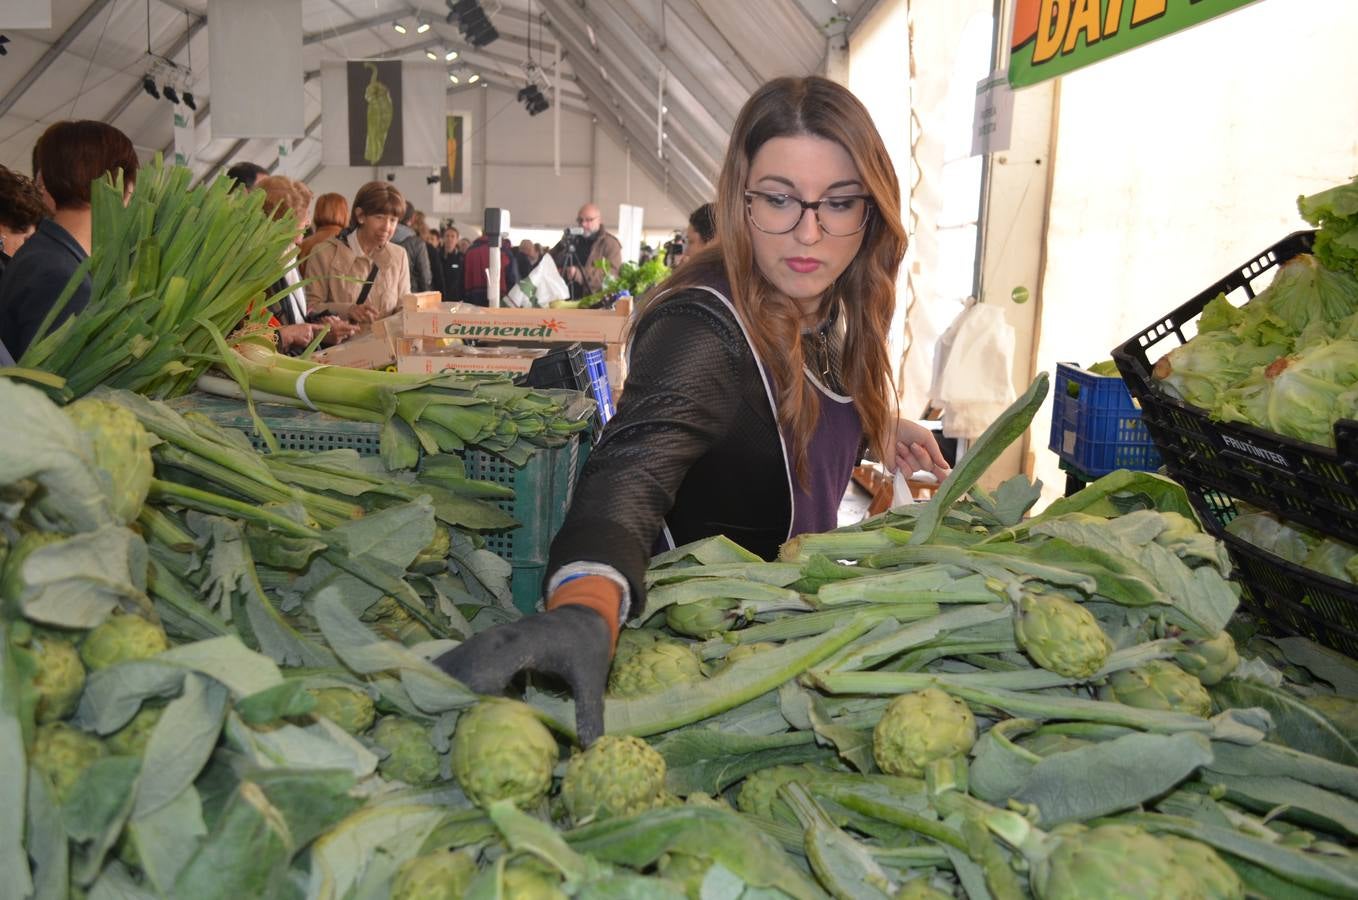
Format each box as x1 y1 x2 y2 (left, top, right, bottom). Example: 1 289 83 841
547 575 623 655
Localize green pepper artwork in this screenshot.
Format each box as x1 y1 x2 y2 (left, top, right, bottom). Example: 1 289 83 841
363 62 393 165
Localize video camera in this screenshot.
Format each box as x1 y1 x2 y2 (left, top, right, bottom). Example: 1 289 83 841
662 231 685 268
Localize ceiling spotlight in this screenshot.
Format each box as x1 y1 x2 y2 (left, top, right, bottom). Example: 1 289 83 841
182 91 197 110
425 172 440 184
142 75 160 99
467 73 480 84
445 49 458 61
450 0 478 15
0 35 9 56
163 84 180 104
449 73 459 84
416 21 431 33
393 21 407 34
425 49 438 60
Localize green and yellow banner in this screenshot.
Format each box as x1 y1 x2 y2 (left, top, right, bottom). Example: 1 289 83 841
1008 0 1261 88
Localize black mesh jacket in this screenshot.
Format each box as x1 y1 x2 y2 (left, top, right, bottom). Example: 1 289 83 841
547 286 792 619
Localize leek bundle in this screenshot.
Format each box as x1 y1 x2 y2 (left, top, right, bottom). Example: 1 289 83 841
211 335 591 468
15 158 299 400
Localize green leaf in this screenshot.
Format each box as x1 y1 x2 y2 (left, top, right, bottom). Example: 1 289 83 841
235 680 317 726
223 712 378 779
65 755 140 886
653 728 828 795
968 719 1040 805
311 592 475 714
74 661 185 735
565 806 824 900
134 673 228 819
87 860 161 900
1267 637 1358 695
306 805 448 900
1015 732 1213 826
173 781 293 900
1205 771 1358 836
160 635 284 698
250 767 364 855
25 767 66 900
1210 679 1358 766
650 535 763 568
0 379 114 532
781 783 896 899
909 374 1049 546
1207 740 1358 801
0 623 33 898
17 526 153 628
126 785 207 895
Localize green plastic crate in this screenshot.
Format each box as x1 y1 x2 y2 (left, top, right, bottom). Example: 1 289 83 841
166 393 580 613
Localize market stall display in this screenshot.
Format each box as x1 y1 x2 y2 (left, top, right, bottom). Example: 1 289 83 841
1112 178 1358 655
5 372 1357 898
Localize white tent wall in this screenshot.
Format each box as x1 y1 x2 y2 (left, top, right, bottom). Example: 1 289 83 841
1028 0 1358 505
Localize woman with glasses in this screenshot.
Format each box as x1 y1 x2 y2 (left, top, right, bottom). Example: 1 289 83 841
434 76 949 745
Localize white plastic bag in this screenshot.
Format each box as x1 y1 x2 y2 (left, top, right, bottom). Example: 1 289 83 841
931 300 1017 440
507 253 571 308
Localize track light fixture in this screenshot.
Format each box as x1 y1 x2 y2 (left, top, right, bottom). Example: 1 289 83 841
393 21 407 34
468 73 480 84
182 91 197 110
163 84 179 104
142 74 160 99
425 49 439 60
449 73 460 84
0 35 10 56
447 0 498 48
445 49 458 61
416 20 431 34
425 171 440 185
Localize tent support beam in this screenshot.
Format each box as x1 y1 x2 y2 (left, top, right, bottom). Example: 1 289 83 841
0 0 119 119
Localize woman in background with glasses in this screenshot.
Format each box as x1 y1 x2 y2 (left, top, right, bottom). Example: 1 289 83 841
434 76 949 745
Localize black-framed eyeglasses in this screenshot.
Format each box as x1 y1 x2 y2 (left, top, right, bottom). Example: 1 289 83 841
744 190 873 236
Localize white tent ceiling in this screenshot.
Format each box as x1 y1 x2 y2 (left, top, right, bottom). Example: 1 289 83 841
0 0 883 212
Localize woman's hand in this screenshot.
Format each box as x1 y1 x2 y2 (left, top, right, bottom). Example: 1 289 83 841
347 305 382 324
318 316 360 345
276 323 320 351
894 419 950 481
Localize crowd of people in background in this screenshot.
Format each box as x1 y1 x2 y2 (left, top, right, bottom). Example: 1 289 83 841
0 116 723 365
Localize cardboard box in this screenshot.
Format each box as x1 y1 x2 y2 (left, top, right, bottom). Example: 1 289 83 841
310 317 401 370
401 293 633 345
394 341 550 377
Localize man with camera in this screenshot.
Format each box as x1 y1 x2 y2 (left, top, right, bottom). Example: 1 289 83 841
552 203 623 300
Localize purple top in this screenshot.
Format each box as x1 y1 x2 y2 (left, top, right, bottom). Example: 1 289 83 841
786 376 863 537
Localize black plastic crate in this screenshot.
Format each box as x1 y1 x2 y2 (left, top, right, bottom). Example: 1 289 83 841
1187 489 1358 658
1111 231 1358 545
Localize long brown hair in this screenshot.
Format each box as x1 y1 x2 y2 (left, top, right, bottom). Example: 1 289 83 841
646 76 905 482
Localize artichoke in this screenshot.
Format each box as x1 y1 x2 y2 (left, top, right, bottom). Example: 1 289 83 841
79 614 169 671
501 865 567 900
362 596 433 646
873 688 976 777
736 764 829 820
1032 823 1184 900
63 397 155 526
30 635 85 723
107 704 163 757
895 878 954 900
1161 835 1244 899
390 849 476 900
1173 631 1239 686
450 699 557 808
608 641 704 697
561 734 667 823
1014 591 1112 678
665 598 740 638
371 716 441 786
1099 660 1212 718
30 722 106 804
309 686 376 735
711 642 777 674
658 850 716 898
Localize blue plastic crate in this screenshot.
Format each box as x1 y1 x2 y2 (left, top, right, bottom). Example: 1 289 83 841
582 347 615 426
1048 362 1162 478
